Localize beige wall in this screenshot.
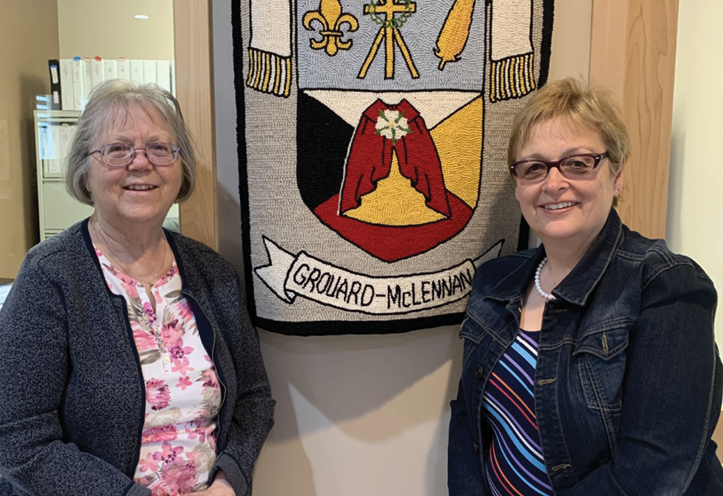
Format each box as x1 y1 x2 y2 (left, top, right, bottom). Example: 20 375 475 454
668 0 722 348
669 0 723 454
57 0 174 59
0 0 59 278
212 0 593 494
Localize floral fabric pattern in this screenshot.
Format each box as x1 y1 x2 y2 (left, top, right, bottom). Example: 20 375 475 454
95 246 222 495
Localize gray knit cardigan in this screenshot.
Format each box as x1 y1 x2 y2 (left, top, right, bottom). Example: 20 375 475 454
0 220 275 495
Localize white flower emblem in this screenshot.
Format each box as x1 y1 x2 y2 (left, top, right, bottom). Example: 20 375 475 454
375 109 412 144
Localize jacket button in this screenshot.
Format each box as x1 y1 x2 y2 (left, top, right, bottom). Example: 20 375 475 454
473 442 479 453
476 366 484 379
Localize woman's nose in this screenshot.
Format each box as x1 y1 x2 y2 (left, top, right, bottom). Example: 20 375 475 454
542 166 568 192
128 148 153 170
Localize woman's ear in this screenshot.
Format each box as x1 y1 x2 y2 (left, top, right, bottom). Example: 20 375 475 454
614 159 625 196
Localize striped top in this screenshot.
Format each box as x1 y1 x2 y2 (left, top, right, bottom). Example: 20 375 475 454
482 329 553 496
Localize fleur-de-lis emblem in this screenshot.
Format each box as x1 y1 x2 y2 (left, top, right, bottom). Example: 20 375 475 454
303 0 359 56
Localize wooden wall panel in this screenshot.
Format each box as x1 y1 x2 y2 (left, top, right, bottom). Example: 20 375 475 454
0 0 59 278
174 0 218 250
589 0 627 105
715 420 723 459
590 0 679 239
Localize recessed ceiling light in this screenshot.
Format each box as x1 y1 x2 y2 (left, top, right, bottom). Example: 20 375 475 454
134 14 149 20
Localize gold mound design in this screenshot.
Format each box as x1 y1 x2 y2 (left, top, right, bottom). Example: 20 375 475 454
343 97 483 226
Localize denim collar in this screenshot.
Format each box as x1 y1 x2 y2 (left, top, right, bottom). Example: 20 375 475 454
486 209 624 307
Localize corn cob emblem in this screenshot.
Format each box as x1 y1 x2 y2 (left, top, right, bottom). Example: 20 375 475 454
434 0 476 70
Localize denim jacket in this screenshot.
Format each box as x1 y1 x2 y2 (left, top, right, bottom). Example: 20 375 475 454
448 209 723 495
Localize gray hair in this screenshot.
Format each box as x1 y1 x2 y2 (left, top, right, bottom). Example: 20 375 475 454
65 79 196 205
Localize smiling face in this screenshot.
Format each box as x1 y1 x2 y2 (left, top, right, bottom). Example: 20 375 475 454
85 105 182 231
514 116 623 253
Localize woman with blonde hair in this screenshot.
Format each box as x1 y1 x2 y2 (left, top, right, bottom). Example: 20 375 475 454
448 78 723 495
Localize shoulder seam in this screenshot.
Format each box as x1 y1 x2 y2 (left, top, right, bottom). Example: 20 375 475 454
641 257 698 290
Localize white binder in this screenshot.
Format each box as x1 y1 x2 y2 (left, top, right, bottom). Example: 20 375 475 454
130 60 144 84
59 59 74 111
143 60 157 85
82 58 93 102
71 57 84 110
103 59 118 81
91 57 104 91
156 60 172 93
117 58 131 81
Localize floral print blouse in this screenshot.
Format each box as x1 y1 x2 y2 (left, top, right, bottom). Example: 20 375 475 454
95 246 222 495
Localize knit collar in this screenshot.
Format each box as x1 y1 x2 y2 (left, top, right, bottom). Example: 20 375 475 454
79 218 191 297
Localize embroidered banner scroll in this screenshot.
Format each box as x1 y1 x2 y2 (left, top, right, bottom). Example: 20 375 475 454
232 0 554 335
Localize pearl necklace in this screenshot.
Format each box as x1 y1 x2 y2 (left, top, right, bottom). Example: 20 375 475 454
534 257 555 300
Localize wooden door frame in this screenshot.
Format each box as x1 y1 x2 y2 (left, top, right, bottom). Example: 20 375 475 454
174 0 217 250
590 0 679 238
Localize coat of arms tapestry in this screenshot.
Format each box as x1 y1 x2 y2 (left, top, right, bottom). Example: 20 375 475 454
232 0 554 335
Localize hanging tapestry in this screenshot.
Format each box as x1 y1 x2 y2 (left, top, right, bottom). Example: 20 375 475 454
232 0 554 335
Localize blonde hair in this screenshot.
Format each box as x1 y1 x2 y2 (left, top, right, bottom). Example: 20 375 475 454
507 78 630 200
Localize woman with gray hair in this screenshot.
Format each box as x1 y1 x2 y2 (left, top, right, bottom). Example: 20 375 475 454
0 80 274 496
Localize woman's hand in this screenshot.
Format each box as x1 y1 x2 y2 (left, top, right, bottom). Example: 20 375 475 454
180 471 235 496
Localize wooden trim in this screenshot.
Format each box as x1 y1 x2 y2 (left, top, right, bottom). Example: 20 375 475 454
590 0 628 105
173 0 218 250
590 0 679 239
714 418 723 459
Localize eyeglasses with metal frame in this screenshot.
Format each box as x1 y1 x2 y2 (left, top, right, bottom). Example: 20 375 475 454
509 152 609 183
89 142 181 167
